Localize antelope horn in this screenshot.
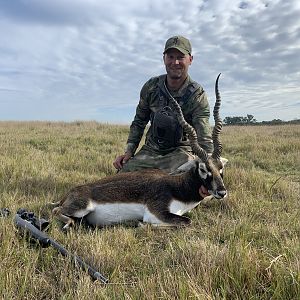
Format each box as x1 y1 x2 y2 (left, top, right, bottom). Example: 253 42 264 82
211 73 223 159
163 82 208 163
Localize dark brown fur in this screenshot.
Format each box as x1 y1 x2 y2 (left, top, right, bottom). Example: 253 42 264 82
53 74 227 229
52 163 211 229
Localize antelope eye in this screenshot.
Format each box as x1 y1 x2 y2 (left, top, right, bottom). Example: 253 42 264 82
199 167 206 173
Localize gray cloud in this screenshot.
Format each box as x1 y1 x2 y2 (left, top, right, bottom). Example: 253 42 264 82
0 0 299 122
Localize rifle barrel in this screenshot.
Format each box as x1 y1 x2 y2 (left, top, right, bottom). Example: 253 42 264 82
14 214 109 284
50 239 109 283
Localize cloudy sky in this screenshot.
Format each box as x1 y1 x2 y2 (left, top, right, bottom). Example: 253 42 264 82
0 0 299 123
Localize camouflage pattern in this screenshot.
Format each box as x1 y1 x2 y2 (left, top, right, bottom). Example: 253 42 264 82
126 75 213 153
120 144 196 174
121 74 213 174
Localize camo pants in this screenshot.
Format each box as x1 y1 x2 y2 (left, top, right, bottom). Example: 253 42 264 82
119 145 196 174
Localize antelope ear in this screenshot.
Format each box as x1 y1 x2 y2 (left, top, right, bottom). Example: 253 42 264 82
220 157 228 166
170 159 197 174
193 158 205 172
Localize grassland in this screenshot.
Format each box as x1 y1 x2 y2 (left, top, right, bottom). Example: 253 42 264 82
0 121 299 300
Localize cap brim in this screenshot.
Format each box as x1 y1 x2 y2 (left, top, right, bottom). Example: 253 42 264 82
163 46 190 55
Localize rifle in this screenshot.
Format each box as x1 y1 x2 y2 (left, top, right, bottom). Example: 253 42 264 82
14 208 109 284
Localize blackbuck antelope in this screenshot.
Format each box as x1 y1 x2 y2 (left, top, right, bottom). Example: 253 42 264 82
52 74 227 229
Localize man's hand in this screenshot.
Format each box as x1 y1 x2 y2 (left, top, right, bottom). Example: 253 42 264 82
113 151 132 170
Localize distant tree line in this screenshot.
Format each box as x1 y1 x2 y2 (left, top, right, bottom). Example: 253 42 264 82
223 115 300 126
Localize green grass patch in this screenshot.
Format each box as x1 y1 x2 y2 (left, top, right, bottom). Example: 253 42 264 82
0 122 299 299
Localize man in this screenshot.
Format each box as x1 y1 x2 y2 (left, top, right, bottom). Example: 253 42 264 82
113 35 213 174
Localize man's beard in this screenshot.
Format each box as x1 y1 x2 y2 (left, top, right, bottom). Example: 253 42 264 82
169 74 181 80
167 68 183 80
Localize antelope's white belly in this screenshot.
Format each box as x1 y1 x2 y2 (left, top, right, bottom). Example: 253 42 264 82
85 202 145 226
169 199 200 215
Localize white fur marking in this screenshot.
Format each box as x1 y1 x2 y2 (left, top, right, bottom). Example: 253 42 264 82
169 199 200 215
220 157 228 165
143 208 163 224
198 163 208 179
85 202 145 226
143 208 189 227
73 201 95 218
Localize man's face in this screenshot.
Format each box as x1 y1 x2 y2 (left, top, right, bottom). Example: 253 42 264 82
163 48 193 80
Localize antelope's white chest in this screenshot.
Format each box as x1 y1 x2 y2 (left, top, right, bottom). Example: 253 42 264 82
169 199 200 215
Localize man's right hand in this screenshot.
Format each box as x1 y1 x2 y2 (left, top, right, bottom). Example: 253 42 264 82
113 151 132 170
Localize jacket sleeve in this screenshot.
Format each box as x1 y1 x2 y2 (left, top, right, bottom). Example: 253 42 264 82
191 91 213 153
125 82 151 154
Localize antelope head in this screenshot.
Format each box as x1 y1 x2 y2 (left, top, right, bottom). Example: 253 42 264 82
165 73 227 199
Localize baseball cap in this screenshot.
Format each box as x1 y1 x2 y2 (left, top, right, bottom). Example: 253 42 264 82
163 36 192 55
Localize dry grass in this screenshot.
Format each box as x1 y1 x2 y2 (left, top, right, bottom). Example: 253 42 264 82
0 121 299 299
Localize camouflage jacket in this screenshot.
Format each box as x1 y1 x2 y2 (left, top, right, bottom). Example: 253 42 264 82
126 74 213 154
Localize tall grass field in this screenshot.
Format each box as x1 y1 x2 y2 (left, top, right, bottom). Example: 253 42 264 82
0 121 299 299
